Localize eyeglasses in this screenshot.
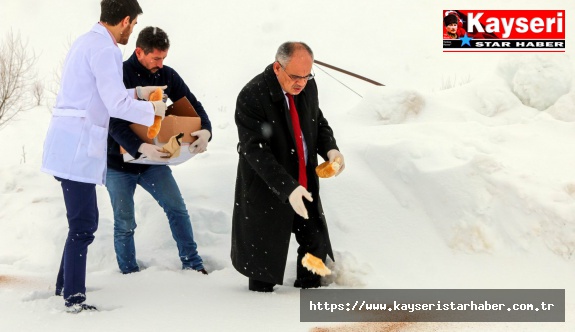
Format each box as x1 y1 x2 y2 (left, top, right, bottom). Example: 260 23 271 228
278 62 315 81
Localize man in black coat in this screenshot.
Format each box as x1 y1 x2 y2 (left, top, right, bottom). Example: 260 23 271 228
232 41 345 292
106 26 211 275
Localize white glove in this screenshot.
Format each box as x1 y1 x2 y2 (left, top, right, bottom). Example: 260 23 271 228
327 149 345 176
289 186 313 219
188 129 211 154
151 100 167 119
138 143 170 161
136 85 167 100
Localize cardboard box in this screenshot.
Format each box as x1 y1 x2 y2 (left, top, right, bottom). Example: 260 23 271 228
122 143 196 165
121 96 202 165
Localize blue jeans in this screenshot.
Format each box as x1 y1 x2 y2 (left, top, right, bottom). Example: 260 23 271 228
105 166 203 273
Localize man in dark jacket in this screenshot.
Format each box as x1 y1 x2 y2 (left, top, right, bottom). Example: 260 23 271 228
232 41 345 292
106 26 211 274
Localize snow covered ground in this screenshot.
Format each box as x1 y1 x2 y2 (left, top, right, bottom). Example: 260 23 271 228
1 0 575 331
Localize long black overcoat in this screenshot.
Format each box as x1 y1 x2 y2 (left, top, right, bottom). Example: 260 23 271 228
231 64 339 285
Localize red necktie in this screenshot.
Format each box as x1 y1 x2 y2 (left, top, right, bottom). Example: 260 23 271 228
286 93 307 189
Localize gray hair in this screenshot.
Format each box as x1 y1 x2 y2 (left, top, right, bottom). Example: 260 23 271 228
275 41 314 66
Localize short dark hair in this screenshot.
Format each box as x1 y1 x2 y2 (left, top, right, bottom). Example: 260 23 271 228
100 0 143 25
136 26 171 54
275 41 314 66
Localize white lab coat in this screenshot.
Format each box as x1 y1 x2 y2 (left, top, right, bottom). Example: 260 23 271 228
42 23 154 185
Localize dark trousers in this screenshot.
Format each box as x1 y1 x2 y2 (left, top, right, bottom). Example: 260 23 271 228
54 177 99 305
291 198 329 287
250 199 329 291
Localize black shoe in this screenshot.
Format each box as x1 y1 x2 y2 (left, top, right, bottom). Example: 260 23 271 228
294 277 321 289
55 287 63 296
66 303 97 314
121 267 140 275
183 267 208 275
249 278 275 292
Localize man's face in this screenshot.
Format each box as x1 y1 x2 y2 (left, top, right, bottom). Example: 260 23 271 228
135 48 169 73
118 17 138 45
446 23 458 34
273 49 313 95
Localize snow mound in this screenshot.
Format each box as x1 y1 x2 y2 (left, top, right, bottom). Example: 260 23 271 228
498 54 573 111
354 87 426 124
473 76 522 117
546 89 575 122
361 118 575 258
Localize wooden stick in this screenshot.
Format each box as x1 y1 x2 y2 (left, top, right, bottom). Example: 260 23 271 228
314 60 385 86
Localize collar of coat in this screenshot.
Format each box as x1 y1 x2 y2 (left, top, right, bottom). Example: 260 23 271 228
92 23 117 46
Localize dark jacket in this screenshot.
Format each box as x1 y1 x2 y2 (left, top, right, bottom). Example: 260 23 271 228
107 51 212 173
231 64 338 285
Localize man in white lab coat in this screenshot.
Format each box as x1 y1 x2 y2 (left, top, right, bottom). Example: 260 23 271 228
41 0 166 313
